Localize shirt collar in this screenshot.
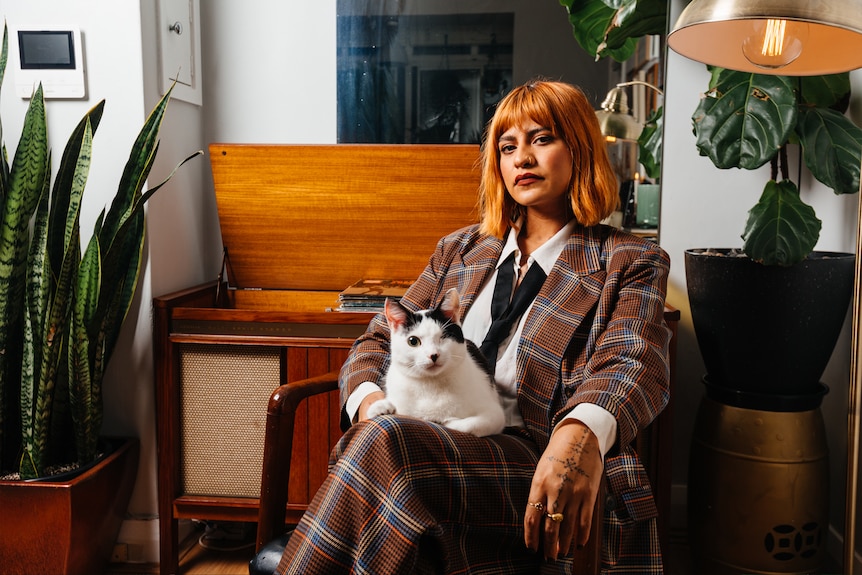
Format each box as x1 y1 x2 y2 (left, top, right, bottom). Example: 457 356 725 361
499 218 576 274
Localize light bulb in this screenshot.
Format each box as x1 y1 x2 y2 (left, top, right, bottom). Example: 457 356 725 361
742 19 809 70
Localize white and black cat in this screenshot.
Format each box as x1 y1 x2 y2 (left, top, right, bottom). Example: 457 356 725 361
366 288 506 437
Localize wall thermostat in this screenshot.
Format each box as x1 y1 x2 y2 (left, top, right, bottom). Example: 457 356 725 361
15 27 86 99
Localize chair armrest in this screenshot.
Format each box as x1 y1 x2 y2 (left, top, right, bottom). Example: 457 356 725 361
256 370 340 551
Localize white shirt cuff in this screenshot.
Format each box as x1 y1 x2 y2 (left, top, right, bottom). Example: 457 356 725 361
345 381 384 423
564 404 618 459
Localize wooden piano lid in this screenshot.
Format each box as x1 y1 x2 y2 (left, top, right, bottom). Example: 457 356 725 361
209 144 481 292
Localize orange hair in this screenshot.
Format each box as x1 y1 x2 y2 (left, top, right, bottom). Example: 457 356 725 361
478 80 619 238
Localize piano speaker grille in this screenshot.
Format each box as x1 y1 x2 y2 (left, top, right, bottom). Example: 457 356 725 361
178 343 280 498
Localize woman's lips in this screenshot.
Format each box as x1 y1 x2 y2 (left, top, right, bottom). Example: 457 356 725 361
515 173 541 185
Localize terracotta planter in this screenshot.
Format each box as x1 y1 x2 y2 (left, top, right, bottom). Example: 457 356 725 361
0 437 139 575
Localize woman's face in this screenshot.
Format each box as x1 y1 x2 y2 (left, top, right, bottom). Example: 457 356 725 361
497 120 573 216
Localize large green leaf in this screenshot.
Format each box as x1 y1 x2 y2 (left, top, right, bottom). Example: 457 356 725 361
638 106 662 180
693 70 796 170
0 85 48 471
559 0 635 62
70 232 100 463
796 73 851 111
75 86 199 463
559 0 665 60
48 101 104 281
0 22 8 213
742 179 821 266
92 88 175 364
600 0 667 52
796 107 862 196
19 159 52 478
19 115 92 478
98 86 175 257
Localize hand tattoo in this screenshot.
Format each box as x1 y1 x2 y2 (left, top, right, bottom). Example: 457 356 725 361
547 426 593 500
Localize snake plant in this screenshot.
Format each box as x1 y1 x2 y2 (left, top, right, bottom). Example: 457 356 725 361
692 68 862 266
0 23 200 479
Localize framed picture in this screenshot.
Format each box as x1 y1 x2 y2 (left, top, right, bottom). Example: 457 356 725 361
414 68 482 144
337 9 513 144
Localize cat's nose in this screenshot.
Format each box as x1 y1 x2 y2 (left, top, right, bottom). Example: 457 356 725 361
430 353 439 363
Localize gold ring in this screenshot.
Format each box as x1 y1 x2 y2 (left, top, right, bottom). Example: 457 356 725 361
545 512 564 522
527 501 545 512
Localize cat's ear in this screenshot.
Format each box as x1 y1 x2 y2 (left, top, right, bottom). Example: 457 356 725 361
384 298 409 331
439 288 462 323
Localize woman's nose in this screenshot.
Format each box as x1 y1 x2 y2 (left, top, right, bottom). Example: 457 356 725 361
515 149 534 168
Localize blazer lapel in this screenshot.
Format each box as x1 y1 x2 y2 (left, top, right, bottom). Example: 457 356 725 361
451 234 505 316
516 226 608 441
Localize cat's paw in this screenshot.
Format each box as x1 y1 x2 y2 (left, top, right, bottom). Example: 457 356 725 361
445 416 504 437
366 398 396 419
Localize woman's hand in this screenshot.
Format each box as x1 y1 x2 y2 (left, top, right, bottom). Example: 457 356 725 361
357 391 387 422
524 419 604 561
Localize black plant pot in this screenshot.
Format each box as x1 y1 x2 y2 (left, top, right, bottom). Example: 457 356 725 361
685 249 855 397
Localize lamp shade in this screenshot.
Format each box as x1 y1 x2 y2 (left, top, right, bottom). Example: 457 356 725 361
595 87 642 141
668 0 862 75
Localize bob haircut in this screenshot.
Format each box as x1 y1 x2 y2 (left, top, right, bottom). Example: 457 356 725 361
478 80 619 238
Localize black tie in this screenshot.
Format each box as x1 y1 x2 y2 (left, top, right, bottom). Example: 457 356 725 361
479 252 547 374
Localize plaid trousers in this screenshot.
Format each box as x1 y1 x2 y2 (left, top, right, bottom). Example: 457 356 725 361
276 415 662 574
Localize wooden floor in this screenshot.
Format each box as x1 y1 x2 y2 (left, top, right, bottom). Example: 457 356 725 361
104 523 840 575
105 523 695 575
105 522 257 575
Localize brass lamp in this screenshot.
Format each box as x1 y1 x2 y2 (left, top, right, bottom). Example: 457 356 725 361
595 87 642 142
667 0 862 75
595 80 664 142
595 81 663 228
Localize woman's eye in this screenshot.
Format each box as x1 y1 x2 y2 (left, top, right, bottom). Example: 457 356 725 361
499 145 515 154
407 336 421 347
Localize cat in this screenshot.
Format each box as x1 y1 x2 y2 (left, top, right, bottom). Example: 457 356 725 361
366 288 506 437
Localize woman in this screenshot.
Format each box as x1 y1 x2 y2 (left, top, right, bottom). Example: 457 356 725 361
277 80 671 574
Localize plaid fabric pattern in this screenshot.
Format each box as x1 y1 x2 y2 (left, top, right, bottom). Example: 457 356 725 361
279 417 546 574
284 224 669 574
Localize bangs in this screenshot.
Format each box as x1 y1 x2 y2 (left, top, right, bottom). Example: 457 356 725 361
489 89 561 144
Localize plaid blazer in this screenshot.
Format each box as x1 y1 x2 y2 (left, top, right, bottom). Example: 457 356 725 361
340 222 671 524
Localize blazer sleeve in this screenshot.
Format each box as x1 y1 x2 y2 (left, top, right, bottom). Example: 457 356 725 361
563 238 671 453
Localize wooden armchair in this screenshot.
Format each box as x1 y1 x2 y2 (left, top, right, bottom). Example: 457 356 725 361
252 305 679 574
253 370 603 575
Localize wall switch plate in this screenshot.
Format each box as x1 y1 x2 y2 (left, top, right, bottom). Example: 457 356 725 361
157 0 202 105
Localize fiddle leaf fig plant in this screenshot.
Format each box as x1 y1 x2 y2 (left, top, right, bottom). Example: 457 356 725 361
559 0 667 181
558 0 667 62
692 68 862 266
0 23 201 479
638 106 663 180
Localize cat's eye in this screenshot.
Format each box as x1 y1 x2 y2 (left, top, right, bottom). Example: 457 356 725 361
407 336 421 347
